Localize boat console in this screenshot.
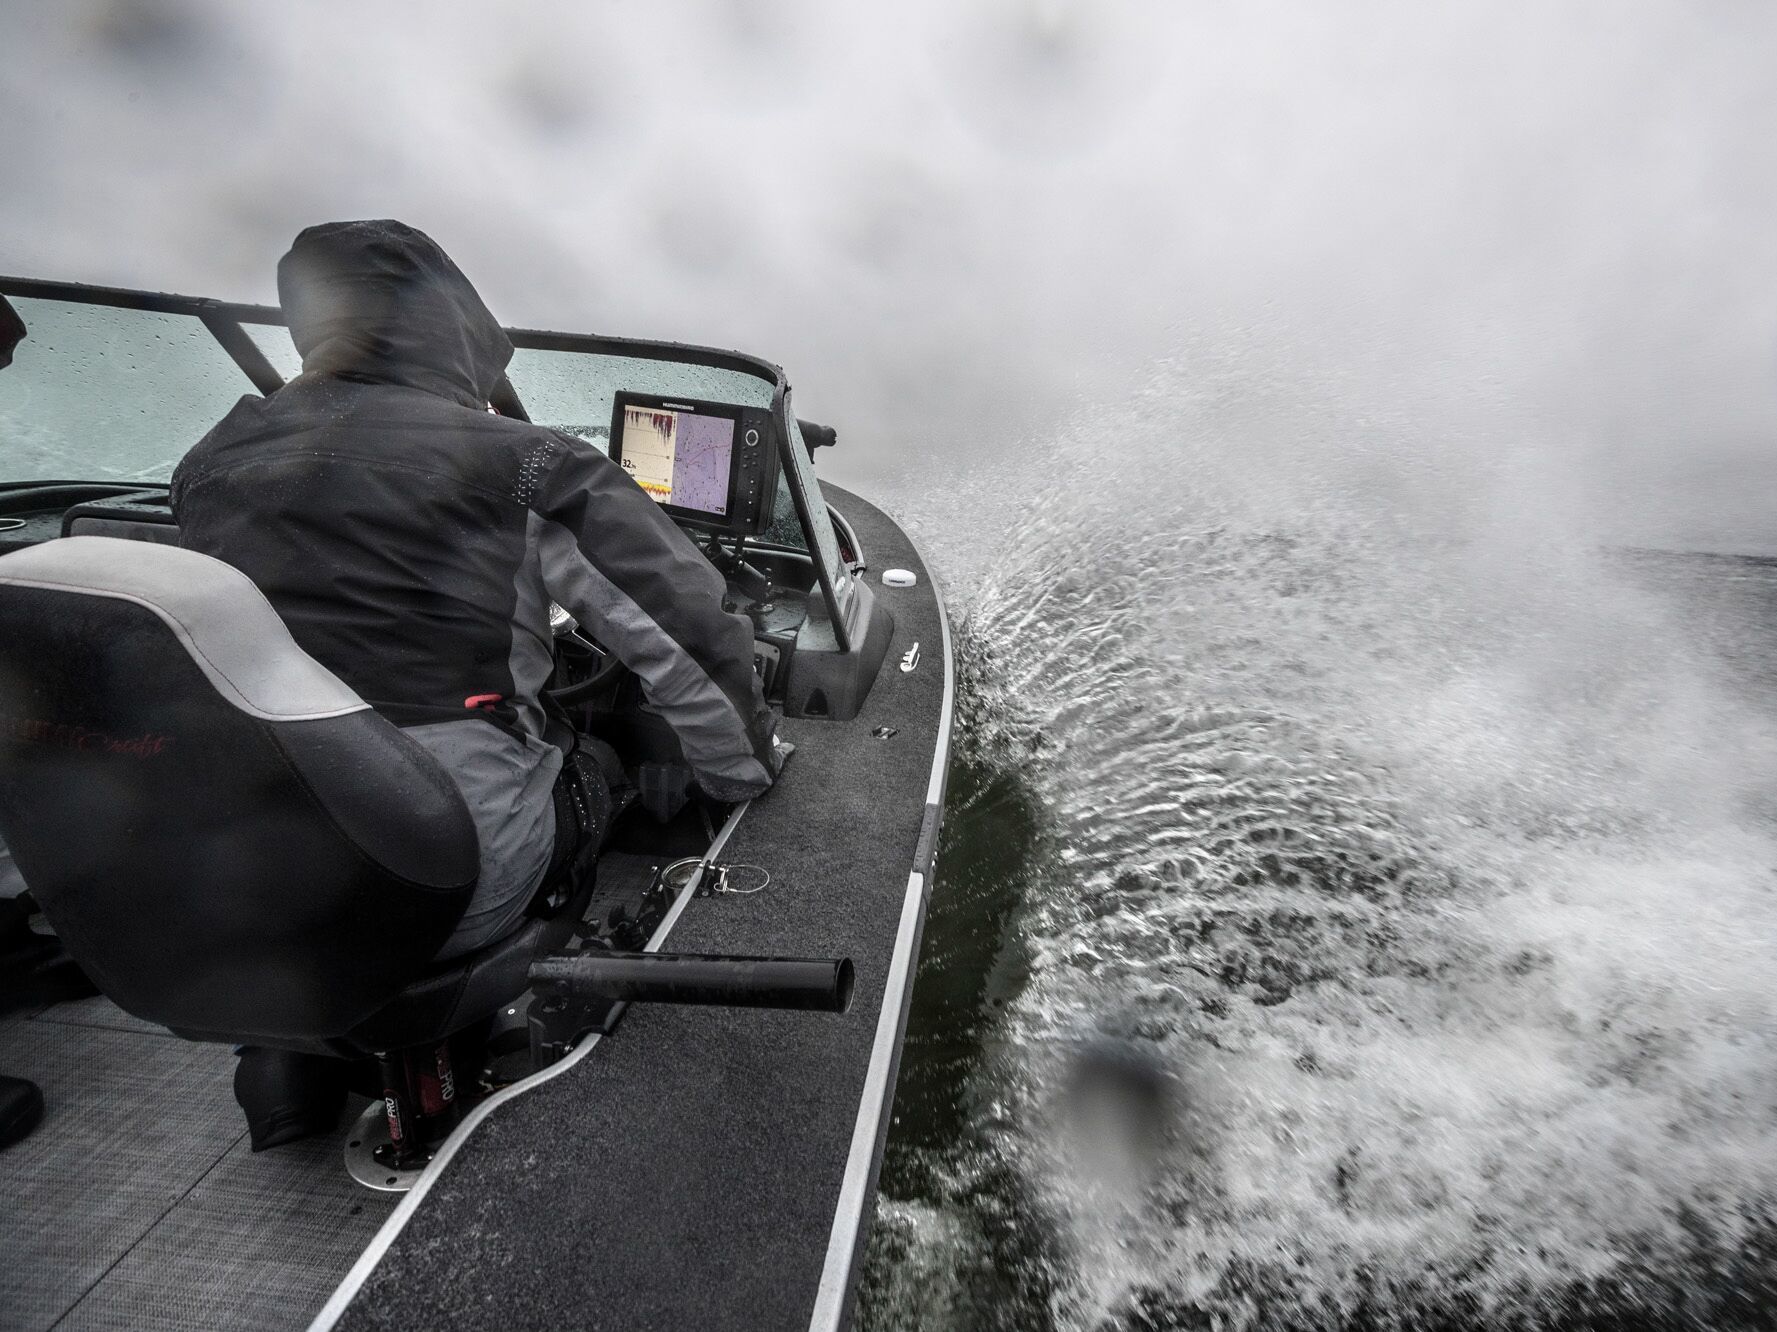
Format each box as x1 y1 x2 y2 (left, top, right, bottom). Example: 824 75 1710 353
0 463 883 734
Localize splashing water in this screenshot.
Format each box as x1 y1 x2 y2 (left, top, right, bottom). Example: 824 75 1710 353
861 370 1777 1329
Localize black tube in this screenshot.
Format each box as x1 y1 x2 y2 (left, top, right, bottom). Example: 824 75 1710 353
530 951 854 1014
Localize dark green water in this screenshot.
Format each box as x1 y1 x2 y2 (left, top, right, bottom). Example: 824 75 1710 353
854 549 1777 1331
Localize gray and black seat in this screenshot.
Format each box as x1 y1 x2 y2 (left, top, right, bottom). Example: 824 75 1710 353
0 536 576 1066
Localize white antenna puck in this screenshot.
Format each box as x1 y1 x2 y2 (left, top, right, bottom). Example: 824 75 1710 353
882 568 918 587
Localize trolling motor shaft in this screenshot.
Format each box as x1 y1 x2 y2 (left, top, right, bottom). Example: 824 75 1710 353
530 951 854 1014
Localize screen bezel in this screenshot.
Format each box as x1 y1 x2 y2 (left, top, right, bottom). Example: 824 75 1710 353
608 391 745 530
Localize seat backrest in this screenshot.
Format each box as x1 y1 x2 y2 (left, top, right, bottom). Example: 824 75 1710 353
0 536 479 1041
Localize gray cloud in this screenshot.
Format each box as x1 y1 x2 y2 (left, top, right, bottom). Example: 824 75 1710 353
3 0 1775 549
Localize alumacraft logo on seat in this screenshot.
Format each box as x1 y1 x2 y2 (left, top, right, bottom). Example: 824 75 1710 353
0 714 174 758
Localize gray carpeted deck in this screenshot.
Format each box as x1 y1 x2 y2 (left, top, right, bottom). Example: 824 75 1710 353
0 1003 396 1332
55 1125 393 1332
330 488 950 1332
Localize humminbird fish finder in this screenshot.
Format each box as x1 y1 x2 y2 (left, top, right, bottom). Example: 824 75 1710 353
609 392 780 536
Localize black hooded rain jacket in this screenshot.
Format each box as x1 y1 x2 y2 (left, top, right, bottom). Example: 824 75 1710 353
171 220 781 955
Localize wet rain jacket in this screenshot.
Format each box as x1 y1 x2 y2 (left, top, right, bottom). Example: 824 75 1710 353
171 220 781 950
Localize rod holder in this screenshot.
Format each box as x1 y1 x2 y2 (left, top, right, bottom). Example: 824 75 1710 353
530 950 854 1014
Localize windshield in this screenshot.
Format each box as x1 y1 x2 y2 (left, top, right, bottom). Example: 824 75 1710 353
0 284 822 560
243 320 303 382
780 393 854 622
506 347 772 450
0 296 258 484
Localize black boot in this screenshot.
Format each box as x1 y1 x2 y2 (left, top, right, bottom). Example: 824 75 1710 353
233 1047 349 1151
0 1075 45 1150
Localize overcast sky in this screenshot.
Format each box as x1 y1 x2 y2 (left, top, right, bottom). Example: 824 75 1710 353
4 0 1775 552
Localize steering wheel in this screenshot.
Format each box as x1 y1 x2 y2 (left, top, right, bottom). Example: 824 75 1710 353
544 605 628 706
547 645 626 706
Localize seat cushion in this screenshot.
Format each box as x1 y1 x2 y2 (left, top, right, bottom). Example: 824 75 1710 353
0 539 480 1041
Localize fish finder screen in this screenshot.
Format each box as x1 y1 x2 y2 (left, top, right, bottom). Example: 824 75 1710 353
617 404 735 518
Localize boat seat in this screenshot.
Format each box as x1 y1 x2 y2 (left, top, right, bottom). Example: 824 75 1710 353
0 535 508 1050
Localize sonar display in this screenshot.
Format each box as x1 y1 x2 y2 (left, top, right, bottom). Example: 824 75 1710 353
619 405 734 517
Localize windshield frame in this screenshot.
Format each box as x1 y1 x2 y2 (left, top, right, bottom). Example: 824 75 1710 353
0 274 852 649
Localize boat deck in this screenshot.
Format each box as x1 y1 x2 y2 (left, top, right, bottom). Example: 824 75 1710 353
0 997 394 1331
323 489 950 1332
1 487 950 1332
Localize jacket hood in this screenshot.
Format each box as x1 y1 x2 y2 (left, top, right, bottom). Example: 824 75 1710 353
277 220 513 409
0 295 25 371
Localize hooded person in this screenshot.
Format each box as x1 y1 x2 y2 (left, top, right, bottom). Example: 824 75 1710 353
171 223 784 1144
177 219 784 945
0 294 25 370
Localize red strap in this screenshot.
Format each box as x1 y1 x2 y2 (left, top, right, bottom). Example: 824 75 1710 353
464 693 503 711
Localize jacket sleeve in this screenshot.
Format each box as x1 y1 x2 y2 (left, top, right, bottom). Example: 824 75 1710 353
528 432 782 801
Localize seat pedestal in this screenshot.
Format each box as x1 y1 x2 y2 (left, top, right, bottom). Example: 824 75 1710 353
345 1101 431 1193
345 1043 462 1194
